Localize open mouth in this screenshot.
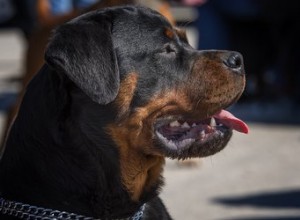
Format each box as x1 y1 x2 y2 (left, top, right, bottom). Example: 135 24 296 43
154 110 248 158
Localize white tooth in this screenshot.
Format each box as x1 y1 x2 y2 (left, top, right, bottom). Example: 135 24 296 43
192 123 197 127
170 120 180 127
156 131 167 141
156 131 177 150
210 117 217 127
167 140 177 149
178 138 195 149
182 122 190 128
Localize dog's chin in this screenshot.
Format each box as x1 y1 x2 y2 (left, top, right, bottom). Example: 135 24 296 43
153 116 233 159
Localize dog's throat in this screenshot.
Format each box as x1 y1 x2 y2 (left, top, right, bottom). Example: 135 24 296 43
120 153 164 201
107 123 165 201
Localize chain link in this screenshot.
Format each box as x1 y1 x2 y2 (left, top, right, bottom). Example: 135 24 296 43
131 204 145 220
0 198 145 220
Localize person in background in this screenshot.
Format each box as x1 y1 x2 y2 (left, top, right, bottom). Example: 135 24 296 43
37 0 98 27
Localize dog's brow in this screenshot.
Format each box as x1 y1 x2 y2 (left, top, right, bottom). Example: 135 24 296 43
164 27 188 43
174 27 188 42
164 27 175 39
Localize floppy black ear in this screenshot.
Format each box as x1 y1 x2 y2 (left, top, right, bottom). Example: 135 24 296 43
45 12 119 104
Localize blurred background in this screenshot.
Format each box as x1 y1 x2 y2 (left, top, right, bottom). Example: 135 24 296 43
0 0 300 219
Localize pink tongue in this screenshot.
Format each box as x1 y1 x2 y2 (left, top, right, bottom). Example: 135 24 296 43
213 110 249 134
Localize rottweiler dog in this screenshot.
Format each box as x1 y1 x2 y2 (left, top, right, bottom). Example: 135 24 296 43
0 6 248 220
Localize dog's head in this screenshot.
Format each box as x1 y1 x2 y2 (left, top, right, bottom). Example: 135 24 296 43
46 6 248 159
45 6 248 201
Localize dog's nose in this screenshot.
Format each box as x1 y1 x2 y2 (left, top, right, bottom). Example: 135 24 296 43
223 52 243 70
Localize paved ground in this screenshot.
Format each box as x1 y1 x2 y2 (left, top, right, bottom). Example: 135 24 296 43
0 29 300 220
162 124 300 220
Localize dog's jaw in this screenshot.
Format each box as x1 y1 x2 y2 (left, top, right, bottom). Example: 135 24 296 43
154 109 248 159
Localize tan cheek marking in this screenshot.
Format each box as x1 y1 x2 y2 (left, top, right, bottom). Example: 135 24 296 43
165 28 175 39
108 93 166 201
114 73 138 117
107 90 194 201
185 57 246 115
200 61 245 104
107 121 164 201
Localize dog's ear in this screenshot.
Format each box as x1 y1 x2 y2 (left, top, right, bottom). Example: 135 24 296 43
45 13 119 104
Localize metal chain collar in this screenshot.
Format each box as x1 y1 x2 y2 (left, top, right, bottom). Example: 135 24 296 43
0 197 145 220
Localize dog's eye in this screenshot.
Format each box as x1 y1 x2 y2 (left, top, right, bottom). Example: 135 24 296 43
163 44 176 54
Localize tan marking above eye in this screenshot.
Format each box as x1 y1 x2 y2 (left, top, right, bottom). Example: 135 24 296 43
164 28 175 39
165 27 188 43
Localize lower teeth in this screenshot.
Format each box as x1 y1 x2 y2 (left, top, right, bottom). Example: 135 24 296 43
156 131 195 150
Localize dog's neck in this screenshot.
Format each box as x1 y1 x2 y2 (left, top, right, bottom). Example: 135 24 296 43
0 110 153 219
0 69 163 219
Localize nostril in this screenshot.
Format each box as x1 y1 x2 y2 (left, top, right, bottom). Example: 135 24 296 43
224 53 243 69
